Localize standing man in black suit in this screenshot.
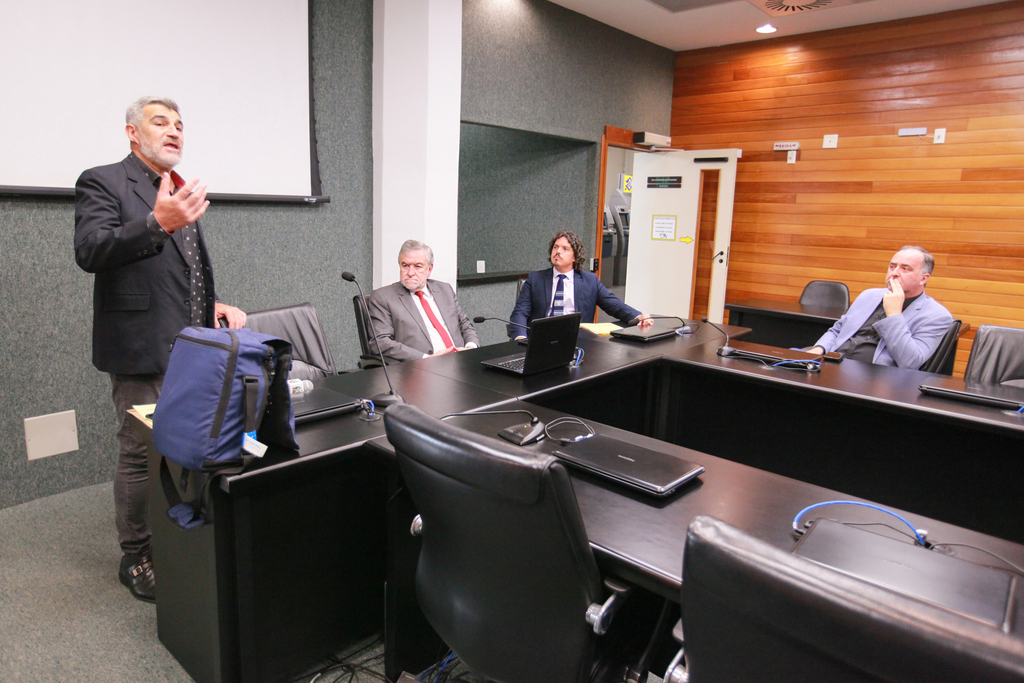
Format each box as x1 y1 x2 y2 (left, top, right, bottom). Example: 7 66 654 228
74 97 246 602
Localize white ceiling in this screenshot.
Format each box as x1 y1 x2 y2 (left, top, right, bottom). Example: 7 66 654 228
545 0 1009 52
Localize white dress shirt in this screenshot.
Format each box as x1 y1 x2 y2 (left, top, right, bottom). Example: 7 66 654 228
411 287 477 358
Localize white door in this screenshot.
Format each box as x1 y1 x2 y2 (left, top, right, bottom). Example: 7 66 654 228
625 149 738 323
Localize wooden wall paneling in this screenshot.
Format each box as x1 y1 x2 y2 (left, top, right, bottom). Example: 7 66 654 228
673 1 1024 375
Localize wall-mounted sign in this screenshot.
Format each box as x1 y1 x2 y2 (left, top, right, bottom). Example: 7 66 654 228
647 176 682 189
620 174 632 193
652 215 677 241
773 142 801 151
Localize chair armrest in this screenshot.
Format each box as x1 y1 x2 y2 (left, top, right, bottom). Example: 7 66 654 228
585 577 632 635
664 619 688 683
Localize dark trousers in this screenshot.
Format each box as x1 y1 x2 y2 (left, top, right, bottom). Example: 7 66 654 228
110 373 163 557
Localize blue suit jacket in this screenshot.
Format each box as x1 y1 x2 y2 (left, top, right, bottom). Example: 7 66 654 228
509 268 641 337
814 288 952 369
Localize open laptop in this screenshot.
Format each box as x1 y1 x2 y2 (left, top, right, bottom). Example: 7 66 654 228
919 381 1024 412
482 313 582 376
609 321 683 343
292 387 360 424
553 433 704 497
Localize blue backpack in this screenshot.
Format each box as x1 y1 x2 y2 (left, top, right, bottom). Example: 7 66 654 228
153 326 299 528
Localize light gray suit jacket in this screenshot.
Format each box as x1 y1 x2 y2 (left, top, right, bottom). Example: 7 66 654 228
367 280 480 363
813 288 952 369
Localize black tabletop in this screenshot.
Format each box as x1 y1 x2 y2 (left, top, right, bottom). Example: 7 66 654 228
670 338 1024 439
365 400 1024 600
404 319 747 401
726 297 847 323
221 364 514 492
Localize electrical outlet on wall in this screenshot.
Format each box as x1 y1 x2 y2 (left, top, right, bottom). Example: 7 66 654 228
934 128 946 144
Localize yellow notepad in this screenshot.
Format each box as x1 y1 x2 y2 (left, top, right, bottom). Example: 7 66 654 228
580 323 622 336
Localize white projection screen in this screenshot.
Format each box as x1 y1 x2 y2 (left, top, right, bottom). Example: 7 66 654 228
0 0 321 200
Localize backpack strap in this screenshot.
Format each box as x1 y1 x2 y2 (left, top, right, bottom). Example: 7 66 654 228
160 457 207 530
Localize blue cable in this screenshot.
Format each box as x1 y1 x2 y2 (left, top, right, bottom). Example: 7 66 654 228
773 359 821 369
1017 405 1024 414
434 651 456 682
792 500 926 546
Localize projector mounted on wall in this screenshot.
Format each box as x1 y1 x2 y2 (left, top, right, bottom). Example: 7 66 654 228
745 0 878 18
633 132 672 147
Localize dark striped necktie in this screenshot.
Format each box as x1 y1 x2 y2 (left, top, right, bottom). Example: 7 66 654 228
550 274 566 316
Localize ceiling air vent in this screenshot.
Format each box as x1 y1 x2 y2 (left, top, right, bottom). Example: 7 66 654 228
745 0 877 17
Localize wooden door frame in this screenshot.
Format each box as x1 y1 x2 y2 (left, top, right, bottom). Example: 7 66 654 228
597 126 715 319
595 126 655 290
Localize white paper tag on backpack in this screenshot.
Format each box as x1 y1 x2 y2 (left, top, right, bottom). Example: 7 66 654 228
242 431 267 458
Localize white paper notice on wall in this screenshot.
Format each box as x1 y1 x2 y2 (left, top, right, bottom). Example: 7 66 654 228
652 215 678 241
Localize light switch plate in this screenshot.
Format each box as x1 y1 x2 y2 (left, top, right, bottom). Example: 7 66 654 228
25 410 79 460
823 134 838 148
787 150 797 164
934 128 946 144
476 260 485 274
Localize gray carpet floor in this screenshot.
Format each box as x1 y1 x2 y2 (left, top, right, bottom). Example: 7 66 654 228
0 482 662 683
0 482 194 682
0 482 392 683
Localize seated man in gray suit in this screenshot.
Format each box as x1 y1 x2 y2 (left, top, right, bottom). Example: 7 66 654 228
807 245 952 369
368 240 479 363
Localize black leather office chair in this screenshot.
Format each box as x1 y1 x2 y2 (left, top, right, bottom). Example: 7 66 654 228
799 280 850 309
245 302 336 380
918 318 961 375
352 295 388 369
964 324 1024 387
383 404 631 683
664 515 1024 683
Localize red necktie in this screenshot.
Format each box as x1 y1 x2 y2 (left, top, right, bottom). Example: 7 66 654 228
415 290 455 350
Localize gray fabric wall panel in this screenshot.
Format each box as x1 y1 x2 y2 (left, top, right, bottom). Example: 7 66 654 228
0 0 373 509
456 281 522 347
458 123 595 275
459 0 674 289
462 0 675 143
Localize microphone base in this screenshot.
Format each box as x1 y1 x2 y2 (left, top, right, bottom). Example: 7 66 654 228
717 346 737 357
370 392 405 407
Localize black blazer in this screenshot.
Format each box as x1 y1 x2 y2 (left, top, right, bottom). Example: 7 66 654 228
74 154 217 375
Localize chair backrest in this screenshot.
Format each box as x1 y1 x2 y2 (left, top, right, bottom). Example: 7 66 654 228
245 302 335 380
681 515 1024 683
799 280 850 309
352 295 373 357
964 324 1024 387
918 319 961 375
383 404 603 683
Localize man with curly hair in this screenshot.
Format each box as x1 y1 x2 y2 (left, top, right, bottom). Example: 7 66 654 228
509 230 651 338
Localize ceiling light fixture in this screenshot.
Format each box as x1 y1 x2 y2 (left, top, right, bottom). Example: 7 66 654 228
756 24 777 33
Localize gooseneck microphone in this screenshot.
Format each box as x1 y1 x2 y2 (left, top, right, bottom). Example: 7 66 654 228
701 317 736 357
342 271 404 406
473 316 530 337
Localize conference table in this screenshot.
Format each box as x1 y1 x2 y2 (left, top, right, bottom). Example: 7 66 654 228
142 321 1024 683
725 297 972 351
725 297 848 347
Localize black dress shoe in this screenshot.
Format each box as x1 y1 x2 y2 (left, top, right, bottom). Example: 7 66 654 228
119 553 156 603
